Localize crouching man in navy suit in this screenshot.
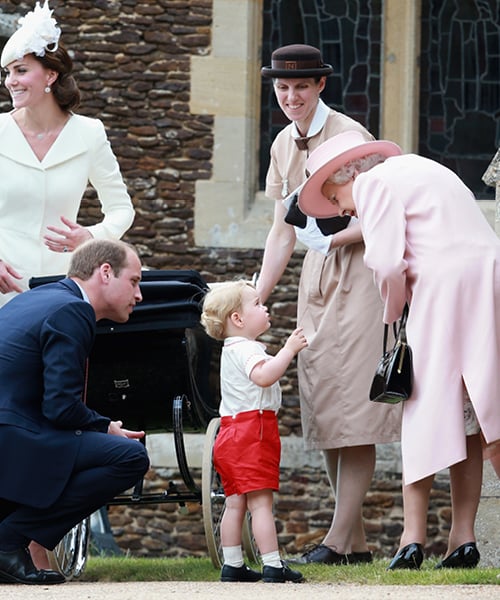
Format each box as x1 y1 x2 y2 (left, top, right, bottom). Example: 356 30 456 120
0 239 150 584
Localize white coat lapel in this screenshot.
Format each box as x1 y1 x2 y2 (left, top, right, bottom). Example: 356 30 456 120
0 113 87 170
0 113 42 169
41 115 88 169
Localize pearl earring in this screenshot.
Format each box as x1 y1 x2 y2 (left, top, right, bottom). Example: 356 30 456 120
44 86 51 94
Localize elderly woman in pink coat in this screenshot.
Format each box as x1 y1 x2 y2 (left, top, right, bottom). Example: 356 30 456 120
298 130 500 570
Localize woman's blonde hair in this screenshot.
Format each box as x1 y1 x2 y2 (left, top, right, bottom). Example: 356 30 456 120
200 280 254 341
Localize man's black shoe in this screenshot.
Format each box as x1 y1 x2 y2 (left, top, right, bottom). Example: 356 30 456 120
262 560 304 583
220 563 262 582
0 547 65 585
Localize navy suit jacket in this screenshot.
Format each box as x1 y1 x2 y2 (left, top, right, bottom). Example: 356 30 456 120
0 279 111 508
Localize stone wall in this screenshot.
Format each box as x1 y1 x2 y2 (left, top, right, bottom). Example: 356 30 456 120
107 465 452 560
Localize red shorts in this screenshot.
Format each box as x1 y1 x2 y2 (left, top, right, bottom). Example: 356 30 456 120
213 409 281 496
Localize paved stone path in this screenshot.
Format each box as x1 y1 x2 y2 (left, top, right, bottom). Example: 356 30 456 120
1 582 500 599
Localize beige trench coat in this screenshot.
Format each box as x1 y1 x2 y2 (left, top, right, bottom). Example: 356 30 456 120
297 244 402 450
266 108 402 450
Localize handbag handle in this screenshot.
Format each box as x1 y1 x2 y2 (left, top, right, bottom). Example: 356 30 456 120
382 303 409 353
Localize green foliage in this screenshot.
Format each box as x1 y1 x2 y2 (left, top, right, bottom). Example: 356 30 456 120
81 556 500 585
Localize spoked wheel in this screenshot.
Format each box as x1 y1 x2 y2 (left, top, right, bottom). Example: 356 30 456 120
201 417 259 568
47 517 90 580
241 510 258 564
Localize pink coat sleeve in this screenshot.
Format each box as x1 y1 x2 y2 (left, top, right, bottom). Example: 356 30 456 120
353 173 408 323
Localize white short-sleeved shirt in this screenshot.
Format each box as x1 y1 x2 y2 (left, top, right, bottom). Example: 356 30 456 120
219 336 282 417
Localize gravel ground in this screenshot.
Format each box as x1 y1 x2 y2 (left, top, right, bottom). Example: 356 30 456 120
1 581 500 599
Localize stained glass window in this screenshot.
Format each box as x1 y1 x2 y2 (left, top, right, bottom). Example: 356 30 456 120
260 0 382 188
419 0 500 197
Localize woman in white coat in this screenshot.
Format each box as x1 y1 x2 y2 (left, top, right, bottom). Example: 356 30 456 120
299 130 500 570
0 1 134 307
0 0 135 568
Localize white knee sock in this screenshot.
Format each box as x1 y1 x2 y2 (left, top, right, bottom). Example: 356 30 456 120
222 545 244 567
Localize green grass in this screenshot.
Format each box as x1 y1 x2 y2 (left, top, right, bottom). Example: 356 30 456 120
80 556 500 585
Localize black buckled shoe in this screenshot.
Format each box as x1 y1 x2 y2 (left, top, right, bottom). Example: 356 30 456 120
220 563 262 582
262 560 304 583
289 543 349 565
0 547 65 585
347 551 373 564
435 542 480 569
387 543 424 570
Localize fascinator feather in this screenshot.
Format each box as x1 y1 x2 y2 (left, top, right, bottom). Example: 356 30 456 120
1 1 61 68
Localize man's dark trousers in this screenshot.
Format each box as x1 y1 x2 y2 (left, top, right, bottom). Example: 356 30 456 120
0 431 149 550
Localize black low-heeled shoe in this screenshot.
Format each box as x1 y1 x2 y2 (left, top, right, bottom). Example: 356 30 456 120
289 544 349 565
435 542 480 569
387 543 424 570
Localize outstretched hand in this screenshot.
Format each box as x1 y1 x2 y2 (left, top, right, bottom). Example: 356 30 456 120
108 420 145 439
284 327 308 355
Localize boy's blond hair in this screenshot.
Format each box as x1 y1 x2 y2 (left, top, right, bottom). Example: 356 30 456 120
200 280 254 341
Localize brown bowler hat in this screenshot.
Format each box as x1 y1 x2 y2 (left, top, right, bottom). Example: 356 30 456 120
261 44 333 78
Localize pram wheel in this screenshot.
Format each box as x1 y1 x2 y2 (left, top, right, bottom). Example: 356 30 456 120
202 417 259 568
47 517 90 580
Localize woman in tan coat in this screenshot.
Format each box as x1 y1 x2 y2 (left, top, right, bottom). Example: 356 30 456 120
257 44 401 564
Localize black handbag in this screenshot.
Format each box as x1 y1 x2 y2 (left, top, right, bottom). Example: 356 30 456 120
369 304 413 404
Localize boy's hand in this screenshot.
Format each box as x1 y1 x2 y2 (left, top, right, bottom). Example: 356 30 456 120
284 327 308 355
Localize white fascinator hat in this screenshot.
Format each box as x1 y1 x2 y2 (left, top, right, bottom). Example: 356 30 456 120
1 1 61 68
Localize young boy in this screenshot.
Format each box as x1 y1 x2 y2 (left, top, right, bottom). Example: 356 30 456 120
201 280 308 583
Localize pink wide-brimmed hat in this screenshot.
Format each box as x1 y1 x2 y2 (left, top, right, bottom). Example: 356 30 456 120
298 130 402 218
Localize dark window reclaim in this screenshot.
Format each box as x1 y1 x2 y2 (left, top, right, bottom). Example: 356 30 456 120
259 0 382 189
419 0 500 197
